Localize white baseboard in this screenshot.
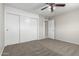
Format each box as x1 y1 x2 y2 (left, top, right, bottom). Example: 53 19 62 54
0 47 4 56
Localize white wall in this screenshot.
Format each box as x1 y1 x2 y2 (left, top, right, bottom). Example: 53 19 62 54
0 4 4 54
48 19 54 39
54 8 79 45
5 6 39 19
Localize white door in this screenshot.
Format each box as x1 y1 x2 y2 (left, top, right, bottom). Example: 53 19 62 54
20 16 38 42
48 20 54 39
5 13 20 46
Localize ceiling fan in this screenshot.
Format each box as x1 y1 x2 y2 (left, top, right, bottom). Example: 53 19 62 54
41 3 66 12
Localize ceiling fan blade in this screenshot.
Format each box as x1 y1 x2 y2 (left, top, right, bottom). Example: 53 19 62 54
46 3 55 5
41 6 48 10
55 4 66 7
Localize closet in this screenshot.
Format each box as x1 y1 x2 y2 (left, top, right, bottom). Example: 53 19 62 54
5 8 38 46
5 13 38 46
4 6 45 46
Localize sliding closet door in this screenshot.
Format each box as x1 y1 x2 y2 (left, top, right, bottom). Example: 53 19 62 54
5 13 20 46
20 16 38 42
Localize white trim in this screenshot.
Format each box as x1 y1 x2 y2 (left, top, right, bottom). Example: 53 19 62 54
0 46 4 56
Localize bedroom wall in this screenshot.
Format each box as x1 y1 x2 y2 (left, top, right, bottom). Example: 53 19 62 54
0 4 4 54
54 8 79 45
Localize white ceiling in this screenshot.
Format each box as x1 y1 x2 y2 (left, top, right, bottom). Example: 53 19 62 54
5 3 79 18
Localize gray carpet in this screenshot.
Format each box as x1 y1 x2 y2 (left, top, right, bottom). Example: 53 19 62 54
2 38 79 56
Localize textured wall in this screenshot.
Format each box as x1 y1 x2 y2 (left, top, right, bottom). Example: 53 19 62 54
55 8 79 44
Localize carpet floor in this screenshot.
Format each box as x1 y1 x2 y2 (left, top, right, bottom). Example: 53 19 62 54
2 38 79 56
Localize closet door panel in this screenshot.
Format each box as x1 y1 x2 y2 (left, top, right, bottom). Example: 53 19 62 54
5 13 19 46
20 16 38 42
48 20 54 39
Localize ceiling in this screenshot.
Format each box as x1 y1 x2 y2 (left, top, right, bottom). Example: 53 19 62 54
5 3 79 18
